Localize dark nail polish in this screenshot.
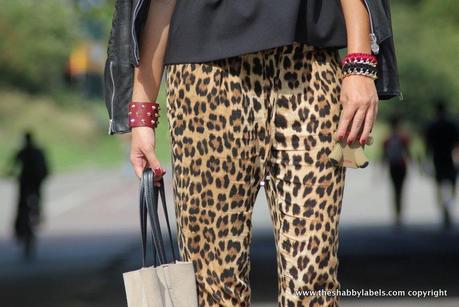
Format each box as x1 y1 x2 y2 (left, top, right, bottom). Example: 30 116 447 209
153 167 162 176
347 139 353 145
360 139 366 145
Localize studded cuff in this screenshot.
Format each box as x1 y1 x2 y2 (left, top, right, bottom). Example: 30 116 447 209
128 101 160 129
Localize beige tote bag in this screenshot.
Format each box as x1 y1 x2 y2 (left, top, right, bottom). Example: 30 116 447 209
123 168 198 307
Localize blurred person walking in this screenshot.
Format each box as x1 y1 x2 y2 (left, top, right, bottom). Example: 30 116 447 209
382 114 411 227
424 99 459 229
10 131 49 259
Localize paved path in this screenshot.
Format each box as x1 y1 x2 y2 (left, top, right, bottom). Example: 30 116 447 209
0 163 458 306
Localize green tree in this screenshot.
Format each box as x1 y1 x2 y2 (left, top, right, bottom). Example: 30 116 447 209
0 0 80 93
381 0 459 127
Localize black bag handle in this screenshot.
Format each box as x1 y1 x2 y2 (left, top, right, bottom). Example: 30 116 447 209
140 167 179 267
157 175 178 262
140 173 157 267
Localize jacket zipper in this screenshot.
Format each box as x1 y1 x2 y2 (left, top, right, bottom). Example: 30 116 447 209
363 0 380 55
399 91 404 101
108 60 116 135
132 0 144 64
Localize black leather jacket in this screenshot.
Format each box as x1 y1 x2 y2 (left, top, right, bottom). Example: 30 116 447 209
104 0 401 135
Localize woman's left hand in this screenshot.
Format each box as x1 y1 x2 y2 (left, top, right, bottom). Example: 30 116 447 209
336 75 379 145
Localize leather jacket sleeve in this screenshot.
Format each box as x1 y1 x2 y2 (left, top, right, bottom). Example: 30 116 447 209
364 0 401 100
104 0 148 135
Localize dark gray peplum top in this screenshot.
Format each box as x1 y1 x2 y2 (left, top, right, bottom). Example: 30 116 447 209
163 0 347 64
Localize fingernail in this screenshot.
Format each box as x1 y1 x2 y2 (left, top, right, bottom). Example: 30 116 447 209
360 138 366 145
153 167 162 176
337 135 343 141
347 139 353 145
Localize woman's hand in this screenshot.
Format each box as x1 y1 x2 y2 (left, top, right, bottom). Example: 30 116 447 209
336 75 379 145
338 0 379 145
130 127 166 186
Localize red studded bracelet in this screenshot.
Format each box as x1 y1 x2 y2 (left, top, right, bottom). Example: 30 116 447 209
128 101 161 129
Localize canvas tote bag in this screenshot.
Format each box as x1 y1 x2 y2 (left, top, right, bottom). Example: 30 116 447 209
123 168 198 307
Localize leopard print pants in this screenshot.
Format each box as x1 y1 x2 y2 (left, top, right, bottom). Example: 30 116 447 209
165 42 346 307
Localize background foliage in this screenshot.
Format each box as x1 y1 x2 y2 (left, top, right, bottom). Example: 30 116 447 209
0 0 80 93
383 0 459 126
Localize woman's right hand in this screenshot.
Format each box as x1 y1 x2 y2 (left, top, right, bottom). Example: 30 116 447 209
130 127 166 185
127 0 175 184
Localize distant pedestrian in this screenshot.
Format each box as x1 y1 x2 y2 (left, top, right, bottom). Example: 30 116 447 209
382 114 411 227
10 131 49 259
424 99 459 229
